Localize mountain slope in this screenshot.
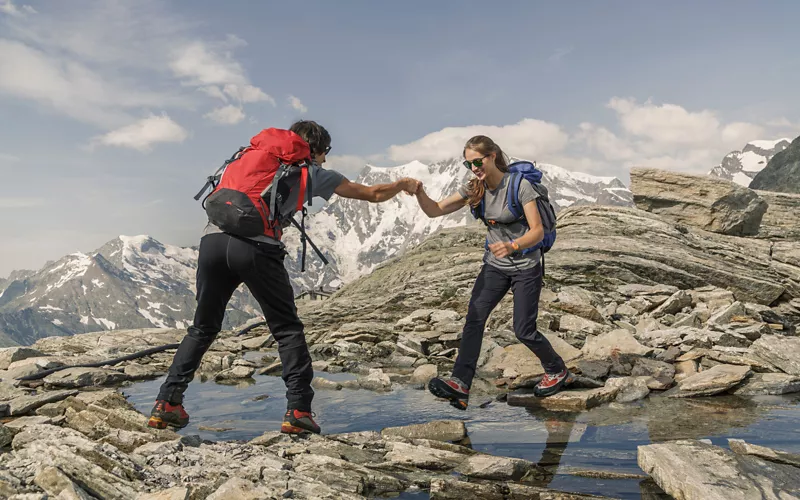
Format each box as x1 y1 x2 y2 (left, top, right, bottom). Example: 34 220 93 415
709 138 792 186
749 135 800 194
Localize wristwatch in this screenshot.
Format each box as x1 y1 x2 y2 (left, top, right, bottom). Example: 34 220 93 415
510 240 520 251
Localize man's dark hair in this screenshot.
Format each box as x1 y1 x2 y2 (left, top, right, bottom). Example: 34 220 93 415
289 120 331 155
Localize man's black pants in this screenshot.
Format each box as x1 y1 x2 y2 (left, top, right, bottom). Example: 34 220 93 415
157 232 314 411
452 263 566 387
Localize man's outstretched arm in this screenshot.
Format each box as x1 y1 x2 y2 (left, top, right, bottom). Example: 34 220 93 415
334 177 419 202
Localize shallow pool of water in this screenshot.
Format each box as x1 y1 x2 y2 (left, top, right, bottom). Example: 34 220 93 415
122 372 800 499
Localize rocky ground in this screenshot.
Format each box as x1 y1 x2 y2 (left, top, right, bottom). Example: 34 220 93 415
0 168 799 499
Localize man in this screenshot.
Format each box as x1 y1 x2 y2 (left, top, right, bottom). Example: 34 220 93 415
148 120 420 434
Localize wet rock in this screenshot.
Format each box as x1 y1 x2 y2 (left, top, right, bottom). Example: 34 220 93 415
507 386 619 411
605 377 651 403
410 364 438 385
381 420 466 442
357 369 392 391
0 348 44 370
311 377 343 391
728 373 800 396
728 439 800 468
455 454 541 481
669 364 751 397
582 330 652 358
214 365 255 381
750 335 800 375
638 440 800 500
43 368 129 389
631 358 675 389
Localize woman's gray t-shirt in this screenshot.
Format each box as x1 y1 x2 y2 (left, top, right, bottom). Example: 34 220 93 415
458 173 541 271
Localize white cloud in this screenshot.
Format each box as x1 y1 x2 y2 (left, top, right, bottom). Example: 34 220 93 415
607 97 720 147
223 84 274 104
387 118 569 164
288 95 308 113
324 154 368 179
91 113 188 152
204 105 245 125
0 0 35 18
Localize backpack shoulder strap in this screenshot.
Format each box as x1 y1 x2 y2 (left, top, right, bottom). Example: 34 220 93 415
506 172 524 221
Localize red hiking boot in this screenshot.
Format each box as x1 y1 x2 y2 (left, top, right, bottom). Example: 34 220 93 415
148 400 190 429
428 376 470 410
533 369 574 397
281 409 321 434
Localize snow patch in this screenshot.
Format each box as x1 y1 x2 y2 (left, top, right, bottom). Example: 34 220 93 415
38 305 63 311
733 171 754 187
79 315 90 325
137 308 168 328
51 319 63 326
91 279 105 288
748 138 791 150
175 320 187 329
94 317 116 329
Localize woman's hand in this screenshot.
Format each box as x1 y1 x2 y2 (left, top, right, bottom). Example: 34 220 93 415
488 241 515 259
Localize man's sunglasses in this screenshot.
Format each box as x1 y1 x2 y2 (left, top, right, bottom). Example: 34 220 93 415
322 145 332 154
463 154 489 170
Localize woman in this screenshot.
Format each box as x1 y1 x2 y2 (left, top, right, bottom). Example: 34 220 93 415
414 135 573 410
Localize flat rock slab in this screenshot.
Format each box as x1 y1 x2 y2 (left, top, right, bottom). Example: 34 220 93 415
507 386 619 411
381 420 466 442
638 440 800 500
43 368 130 389
729 373 800 396
728 439 800 469
668 364 751 397
750 335 800 375
582 330 652 358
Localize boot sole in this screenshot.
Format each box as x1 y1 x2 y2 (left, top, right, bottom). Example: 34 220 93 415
428 379 469 410
533 375 575 398
281 422 319 435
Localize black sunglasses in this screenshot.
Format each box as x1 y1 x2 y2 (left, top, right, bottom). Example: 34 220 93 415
322 145 332 155
463 154 489 170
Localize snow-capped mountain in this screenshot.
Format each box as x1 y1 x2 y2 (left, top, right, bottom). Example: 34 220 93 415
286 156 632 282
708 138 792 187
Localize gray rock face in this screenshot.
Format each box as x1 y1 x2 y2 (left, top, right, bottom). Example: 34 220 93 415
669 364 751 397
630 167 768 236
638 440 800 500
750 335 800 375
755 190 800 239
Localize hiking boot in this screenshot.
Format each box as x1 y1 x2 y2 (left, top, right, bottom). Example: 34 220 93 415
428 376 470 410
147 400 189 429
281 409 321 435
533 369 574 397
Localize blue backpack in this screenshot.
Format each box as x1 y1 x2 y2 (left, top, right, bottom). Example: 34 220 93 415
470 160 558 265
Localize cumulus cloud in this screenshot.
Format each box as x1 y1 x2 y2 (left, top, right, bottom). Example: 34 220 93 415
387 118 569 164
0 0 35 18
204 105 245 125
91 113 188 152
288 95 308 114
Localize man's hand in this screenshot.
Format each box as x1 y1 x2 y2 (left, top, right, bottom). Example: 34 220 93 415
398 177 421 195
488 241 515 259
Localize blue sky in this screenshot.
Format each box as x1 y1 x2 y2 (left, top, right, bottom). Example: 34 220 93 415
1 0 799 277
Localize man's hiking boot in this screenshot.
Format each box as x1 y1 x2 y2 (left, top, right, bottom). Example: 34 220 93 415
281 409 321 434
533 369 574 397
147 400 190 429
428 376 470 410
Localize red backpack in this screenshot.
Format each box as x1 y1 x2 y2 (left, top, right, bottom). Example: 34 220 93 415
194 128 328 270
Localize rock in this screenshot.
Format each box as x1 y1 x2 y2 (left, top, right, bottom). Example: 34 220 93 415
455 454 540 481
122 363 164 380
507 386 619 410
357 369 392 391
258 361 282 375
669 364 751 397
206 477 280 500
558 314 608 337
574 359 611 379
550 205 791 305
410 364 438 385
241 335 271 350
605 376 651 403
553 287 604 322
384 441 466 470
381 420 466 442
582 330 652 358
631 358 675 389
4 416 53 431
484 334 581 379
681 329 751 349
750 335 800 375
728 373 800 396
618 284 679 297
292 453 405 496
630 167 768 236
34 466 93 500
136 487 191 500
635 326 689 349
0 348 44 370
214 365 255 381
43 368 129 389
0 422 16 447
651 290 692 318
728 439 800 468
311 377 342 391
638 440 800 500
429 310 461 324
9 390 79 416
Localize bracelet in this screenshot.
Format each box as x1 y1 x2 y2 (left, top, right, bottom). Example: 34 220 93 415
510 240 520 251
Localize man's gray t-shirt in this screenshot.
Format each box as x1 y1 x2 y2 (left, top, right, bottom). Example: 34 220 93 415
203 163 346 246
458 173 541 271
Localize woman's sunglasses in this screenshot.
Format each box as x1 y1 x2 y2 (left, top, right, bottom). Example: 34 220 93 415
463 154 489 170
